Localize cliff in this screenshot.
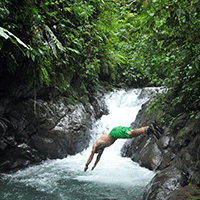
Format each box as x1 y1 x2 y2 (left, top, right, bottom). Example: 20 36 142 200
121 97 200 199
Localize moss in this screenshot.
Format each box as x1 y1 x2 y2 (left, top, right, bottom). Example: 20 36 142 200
190 186 200 200
195 161 200 171
175 184 200 200
176 127 193 139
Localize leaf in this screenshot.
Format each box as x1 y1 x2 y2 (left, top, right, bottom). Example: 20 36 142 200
66 47 80 54
175 9 185 18
45 25 65 57
31 53 35 62
26 50 30 58
142 1 148 9
41 67 50 85
0 26 29 49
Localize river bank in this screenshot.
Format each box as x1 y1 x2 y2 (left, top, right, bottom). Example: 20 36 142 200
121 93 200 199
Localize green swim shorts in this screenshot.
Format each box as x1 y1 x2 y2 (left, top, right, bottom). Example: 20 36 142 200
110 126 132 139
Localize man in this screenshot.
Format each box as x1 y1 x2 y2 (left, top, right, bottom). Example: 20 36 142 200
84 121 163 172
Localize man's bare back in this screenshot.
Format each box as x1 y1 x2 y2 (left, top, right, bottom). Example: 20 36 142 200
94 133 116 152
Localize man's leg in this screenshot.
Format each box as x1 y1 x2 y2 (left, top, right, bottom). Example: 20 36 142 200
127 126 149 138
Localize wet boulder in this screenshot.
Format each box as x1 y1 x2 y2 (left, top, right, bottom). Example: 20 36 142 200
166 184 200 200
30 102 92 158
143 134 200 200
121 134 163 171
143 166 188 200
176 135 200 186
0 143 45 172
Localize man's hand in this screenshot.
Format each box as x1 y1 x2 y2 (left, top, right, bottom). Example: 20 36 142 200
91 164 96 171
84 165 88 172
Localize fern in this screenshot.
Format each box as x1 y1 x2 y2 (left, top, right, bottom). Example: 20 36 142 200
0 26 29 52
45 25 65 57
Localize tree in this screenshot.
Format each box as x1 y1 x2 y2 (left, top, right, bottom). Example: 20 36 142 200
112 0 200 116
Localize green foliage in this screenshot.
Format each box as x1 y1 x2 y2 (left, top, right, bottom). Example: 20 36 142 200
0 0 113 93
114 0 200 116
0 0 200 119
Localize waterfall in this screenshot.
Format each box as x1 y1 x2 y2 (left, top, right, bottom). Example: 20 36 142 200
0 88 157 200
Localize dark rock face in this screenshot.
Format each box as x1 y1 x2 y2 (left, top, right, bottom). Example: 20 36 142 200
29 101 92 158
121 97 200 199
121 134 164 171
143 136 200 200
0 85 108 173
144 167 188 200
166 184 200 200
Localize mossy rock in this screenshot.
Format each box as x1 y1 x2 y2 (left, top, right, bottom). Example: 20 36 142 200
166 184 200 200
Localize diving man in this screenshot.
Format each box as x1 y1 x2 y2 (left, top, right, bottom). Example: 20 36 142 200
84 121 163 172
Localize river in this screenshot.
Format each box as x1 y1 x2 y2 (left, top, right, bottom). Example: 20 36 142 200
0 88 156 200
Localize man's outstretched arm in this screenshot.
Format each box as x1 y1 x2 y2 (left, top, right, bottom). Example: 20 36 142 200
91 149 104 171
84 147 95 172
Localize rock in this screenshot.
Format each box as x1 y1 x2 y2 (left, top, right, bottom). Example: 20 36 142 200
166 184 200 200
168 103 185 118
0 84 108 173
0 116 13 139
89 95 108 119
121 95 200 199
137 87 162 100
0 140 7 151
121 135 163 171
140 141 163 170
170 114 190 135
0 143 45 172
157 135 171 150
130 99 159 129
30 103 92 158
177 135 200 186
121 104 175 171
143 166 188 200
0 160 11 170
142 133 200 199
0 97 12 115
0 120 7 139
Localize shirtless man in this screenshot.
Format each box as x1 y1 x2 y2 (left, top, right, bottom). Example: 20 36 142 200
84 121 163 172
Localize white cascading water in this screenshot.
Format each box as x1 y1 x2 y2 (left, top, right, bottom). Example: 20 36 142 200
0 88 156 200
